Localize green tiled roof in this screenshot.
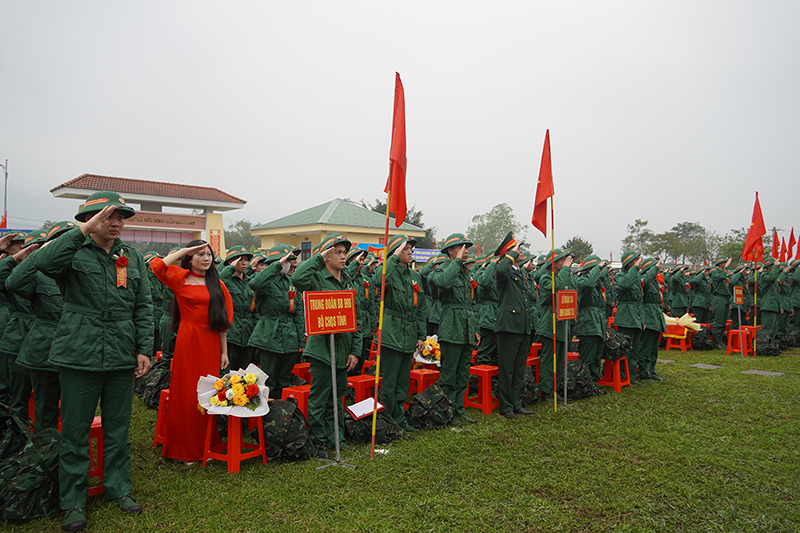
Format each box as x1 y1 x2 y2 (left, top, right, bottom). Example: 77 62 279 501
253 199 424 232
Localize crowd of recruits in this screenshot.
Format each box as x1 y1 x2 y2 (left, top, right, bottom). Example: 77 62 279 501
3 192 800 530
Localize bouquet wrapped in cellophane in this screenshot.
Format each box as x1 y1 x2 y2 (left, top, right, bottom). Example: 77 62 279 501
197 363 270 417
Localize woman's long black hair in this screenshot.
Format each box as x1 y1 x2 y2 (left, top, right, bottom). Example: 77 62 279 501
169 240 231 333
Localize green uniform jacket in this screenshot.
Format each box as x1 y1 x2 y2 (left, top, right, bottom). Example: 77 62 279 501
576 265 608 338
689 272 711 310
641 266 666 332
728 271 745 311
477 262 499 330
669 274 689 310
614 266 643 329
536 267 572 340
6 249 63 371
792 268 800 308
778 271 791 312
757 269 780 312
247 260 305 354
494 251 532 335
34 227 154 371
293 253 362 368
0 256 35 356
380 254 426 353
420 261 442 325
220 267 256 347
710 268 729 297
430 257 478 344
147 270 164 328
346 262 373 340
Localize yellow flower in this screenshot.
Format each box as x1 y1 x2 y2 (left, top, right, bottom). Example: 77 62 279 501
435 352 441 361
231 383 245 396
244 373 257 385
219 400 228 407
213 379 224 391
433 343 440 349
210 396 220 406
230 374 242 384
423 349 430 356
233 394 248 406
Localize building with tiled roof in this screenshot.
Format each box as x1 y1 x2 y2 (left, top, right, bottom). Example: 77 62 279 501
50 174 246 253
251 198 425 259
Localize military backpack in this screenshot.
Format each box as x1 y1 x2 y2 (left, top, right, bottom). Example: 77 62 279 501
603 331 631 361
406 383 455 429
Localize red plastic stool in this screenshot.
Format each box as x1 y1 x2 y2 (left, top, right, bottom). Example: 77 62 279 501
464 365 499 415
291 362 312 383
529 342 542 359
88 416 104 496
526 356 540 383
409 369 440 394
596 357 631 393
153 388 169 452
347 375 382 403
203 414 266 473
281 385 311 418
726 328 751 357
664 325 692 352
362 360 377 375
471 349 477 365
742 325 761 358
567 352 579 361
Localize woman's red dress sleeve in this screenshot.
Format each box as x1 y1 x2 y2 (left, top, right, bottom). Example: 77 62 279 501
151 257 188 292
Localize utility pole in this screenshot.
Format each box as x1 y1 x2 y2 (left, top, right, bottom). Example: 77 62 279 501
0 159 7 222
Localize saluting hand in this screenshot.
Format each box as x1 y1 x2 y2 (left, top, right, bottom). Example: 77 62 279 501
0 233 15 252
12 243 39 264
80 205 117 236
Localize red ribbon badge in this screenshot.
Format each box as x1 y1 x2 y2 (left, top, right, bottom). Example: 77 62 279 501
116 257 128 288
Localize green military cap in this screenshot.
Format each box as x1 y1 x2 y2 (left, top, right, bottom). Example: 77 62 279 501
671 264 685 273
641 257 657 271
167 246 182 256
4 231 27 243
714 256 728 266
543 248 569 268
319 232 351 254
519 251 533 265
536 256 546 267
23 228 50 247
387 234 416 256
576 255 602 273
224 245 253 265
252 251 267 263
75 191 136 222
213 254 223 264
621 250 641 269
495 231 520 258
265 244 296 263
46 221 78 241
143 251 161 262
432 253 447 267
473 253 489 268
346 246 367 263
440 233 473 253
732 264 745 274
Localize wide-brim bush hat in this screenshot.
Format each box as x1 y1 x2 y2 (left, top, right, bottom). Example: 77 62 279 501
75 191 135 222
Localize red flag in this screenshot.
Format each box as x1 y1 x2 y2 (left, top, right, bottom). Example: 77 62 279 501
788 228 795 259
532 129 554 236
742 192 766 262
771 229 779 259
384 72 407 228
780 237 787 262
0 212 6 229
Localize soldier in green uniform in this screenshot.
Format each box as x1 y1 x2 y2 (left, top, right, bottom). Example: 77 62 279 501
376 234 426 432
248 244 304 401
293 233 361 455
1 229 45 418
157 246 182 365
575 255 609 382
6 222 74 431
345 248 373 373
728 264 747 330
476 252 499 366
790 260 800 328
669 265 690 317
142 251 164 360
34 193 153 532
536 248 573 402
639 257 666 380
689 267 712 324
420 254 446 336
756 257 781 339
493 234 534 419
219 245 255 372
0 231 27 405
430 233 480 424
710 256 732 347
614 251 644 385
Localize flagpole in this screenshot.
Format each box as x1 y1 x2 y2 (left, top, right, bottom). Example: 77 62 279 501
550 196 556 412
369 188 391 459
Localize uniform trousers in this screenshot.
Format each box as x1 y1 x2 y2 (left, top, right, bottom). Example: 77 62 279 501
537 335 567 399
711 296 729 344
578 335 604 382
258 349 301 400
59 367 134 510
308 358 347 448
639 329 660 376
439 341 472 418
615 327 642 383
476 328 498 366
377 347 413 427
496 332 528 414
31 370 61 432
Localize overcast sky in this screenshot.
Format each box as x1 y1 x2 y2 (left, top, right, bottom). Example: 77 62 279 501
2 1 798 257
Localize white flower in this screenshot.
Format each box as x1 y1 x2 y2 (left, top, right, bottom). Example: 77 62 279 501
225 389 235 400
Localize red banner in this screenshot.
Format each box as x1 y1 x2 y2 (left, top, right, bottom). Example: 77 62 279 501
303 290 357 335
208 229 221 256
557 290 577 321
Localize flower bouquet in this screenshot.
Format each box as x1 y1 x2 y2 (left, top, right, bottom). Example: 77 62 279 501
197 363 270 417
413 335 441 367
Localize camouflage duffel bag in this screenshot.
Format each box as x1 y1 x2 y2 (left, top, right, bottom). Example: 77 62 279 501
755 329 781 357
784 326 800 349
344 411 404 444
135 364 171 410
406 383 454 429
255 399 313 462
691 327 715 350
0 414 60 521
519 365 539 407
567 360 603 400
603 331 631 361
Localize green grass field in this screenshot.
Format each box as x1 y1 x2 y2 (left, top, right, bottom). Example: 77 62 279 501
8 347 800 533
